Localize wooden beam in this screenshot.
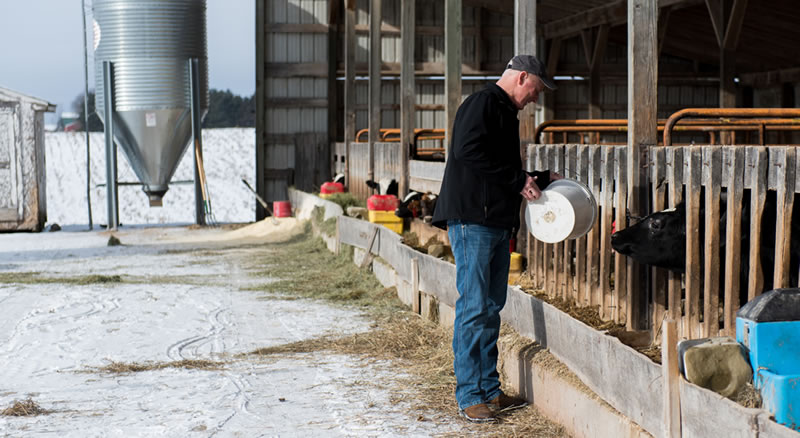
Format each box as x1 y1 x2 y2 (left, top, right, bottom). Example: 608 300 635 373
400 0 415 198
722 0 748 50
516 0 538 142
544 37 562 122
657 6 671 57
464 0 513 16
474 7 483 71
445 0 462 158
368 0 382 182
543 0 702 40
740 66 800 87
627 0 658 330
265 63 328 77
705 0 724 47
343 0 356 186
266 23 329 33
588 25 609 119
327 8 339 148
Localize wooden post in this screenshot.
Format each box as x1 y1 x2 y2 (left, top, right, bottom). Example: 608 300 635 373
343 0 356 189
515 0 537 141
706 0 748 143
662 319 681 438
327 1 340 153
543 37 561 126
411 258 420 314
585 25 609 119
627 0 658 330
445 0 462 159
399 0 415 198
368 0 382 183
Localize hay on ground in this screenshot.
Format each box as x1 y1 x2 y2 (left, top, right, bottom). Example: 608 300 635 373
93 359 224 374
1 398 48 416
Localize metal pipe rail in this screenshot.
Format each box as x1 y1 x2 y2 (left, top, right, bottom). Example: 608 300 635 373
663 108 800 145
534 116 800 145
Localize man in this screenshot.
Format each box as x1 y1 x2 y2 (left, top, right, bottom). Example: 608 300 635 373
432 55 560 423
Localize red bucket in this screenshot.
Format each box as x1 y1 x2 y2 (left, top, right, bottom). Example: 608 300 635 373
273 201 292 217
367 194 398 211
321 182 344 195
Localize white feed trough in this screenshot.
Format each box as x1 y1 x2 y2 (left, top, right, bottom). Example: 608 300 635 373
525 179 598 244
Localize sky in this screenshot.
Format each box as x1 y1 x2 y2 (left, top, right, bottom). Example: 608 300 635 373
0 0 255 125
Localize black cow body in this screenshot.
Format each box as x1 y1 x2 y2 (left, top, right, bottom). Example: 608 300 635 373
611 191 800 294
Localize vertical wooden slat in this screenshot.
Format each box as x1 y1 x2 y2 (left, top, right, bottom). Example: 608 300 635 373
588 145 602 308
565 145 578 301
667 147 684 333
526 145 536 284
576 145 590 305
535 146 548 288
399 0 414 198
627 0 658 331
615 146 629 324
368 0 382 182
723 146 744 336
702 146 722 337
599 146 615 320
747 147 768 300
444 0 462 159
547 144 558 295
662 319 682 438
772 147 796 288
555 145 567 299
651 146 668 336
685 147 703 339
343 0 356 189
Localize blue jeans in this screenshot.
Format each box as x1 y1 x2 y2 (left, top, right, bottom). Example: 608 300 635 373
447 220 511 410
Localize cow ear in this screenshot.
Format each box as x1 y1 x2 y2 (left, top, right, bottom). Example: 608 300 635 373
675 201 685 212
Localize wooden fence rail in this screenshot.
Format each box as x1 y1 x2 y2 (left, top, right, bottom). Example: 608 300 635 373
528 144 800 340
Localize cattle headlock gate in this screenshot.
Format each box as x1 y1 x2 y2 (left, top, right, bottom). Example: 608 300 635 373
528 143 799 341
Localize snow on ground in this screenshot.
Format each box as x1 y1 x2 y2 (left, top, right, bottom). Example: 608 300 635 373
45 128 256 227
0 226 466 437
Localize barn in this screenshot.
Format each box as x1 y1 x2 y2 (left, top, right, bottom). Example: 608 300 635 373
255 0 800 435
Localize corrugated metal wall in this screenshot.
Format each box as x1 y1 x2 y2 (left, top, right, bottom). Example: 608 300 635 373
339 0 514 144
257 0 332 218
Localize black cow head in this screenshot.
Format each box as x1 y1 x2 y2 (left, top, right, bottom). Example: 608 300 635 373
611 202 687 273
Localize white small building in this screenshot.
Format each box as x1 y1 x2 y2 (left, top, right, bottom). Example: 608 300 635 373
0 87 56 231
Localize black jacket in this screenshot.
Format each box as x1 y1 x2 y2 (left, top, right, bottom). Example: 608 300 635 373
432 83 549 230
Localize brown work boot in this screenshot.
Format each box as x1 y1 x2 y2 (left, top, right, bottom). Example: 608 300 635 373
459 403 497 423
489 393 528 411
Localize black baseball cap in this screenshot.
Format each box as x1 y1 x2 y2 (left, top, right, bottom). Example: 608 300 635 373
506 55 557 90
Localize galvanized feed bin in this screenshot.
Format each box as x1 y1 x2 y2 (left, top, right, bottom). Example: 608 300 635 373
0 87 55 231
93 0 208 206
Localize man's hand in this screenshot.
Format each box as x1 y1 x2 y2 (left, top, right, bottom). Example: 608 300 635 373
521 174 542 201
550 171 564 181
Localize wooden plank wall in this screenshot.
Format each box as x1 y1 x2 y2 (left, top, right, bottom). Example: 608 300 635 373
257 0 331 214
528 143 800 340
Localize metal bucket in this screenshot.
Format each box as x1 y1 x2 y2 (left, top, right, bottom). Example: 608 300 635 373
525 179 597 243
